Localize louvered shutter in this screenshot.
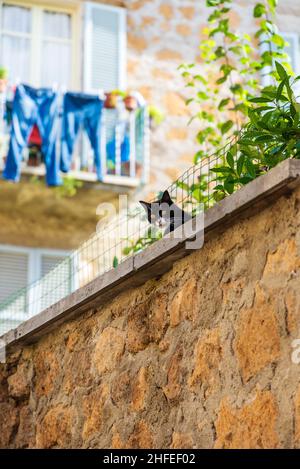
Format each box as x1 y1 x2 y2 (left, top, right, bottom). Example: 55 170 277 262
84 2 126 93
41 254 66 276
39 254 71 311
0 251 28 308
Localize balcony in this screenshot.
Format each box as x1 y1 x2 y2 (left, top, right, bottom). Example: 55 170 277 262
0 92 150 189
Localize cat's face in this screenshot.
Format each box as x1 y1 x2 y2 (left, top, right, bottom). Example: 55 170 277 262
139 190 173 230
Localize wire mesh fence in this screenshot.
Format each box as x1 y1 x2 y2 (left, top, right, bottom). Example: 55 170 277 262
0 137 236 336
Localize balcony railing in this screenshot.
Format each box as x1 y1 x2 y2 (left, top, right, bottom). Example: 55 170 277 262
0 92 150 188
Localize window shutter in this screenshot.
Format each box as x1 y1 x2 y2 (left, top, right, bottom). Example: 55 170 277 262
0 251 28 306
41 254 66 276
84 2 126 93
39 254 71 311
282 33 300 75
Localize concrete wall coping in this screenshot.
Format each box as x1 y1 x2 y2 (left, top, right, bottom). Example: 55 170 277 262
2 158 300 350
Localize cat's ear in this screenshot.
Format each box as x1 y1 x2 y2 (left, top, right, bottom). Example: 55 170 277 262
139 201 151 212
161 190 172 204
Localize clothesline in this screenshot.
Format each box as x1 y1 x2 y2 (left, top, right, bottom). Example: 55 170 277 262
1 84 146 186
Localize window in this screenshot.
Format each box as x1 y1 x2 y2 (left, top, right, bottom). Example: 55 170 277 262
84 2 126 93
0 1 76 88
0 244 70 326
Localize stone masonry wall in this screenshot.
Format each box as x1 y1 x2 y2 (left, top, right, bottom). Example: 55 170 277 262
1 182 300 448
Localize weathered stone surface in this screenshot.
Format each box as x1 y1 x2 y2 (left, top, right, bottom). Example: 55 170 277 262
214 391 279 449
294 386 300 447
234 285 280 382
285 289 298 334
131 367 148 411
128 33 147 52
159 4 173 20
111 371 131 407
15 406 35 448
0 401 18 447
33 348 60 398
156 49 183 61
163 348 183 402
7 363 32 399
179 6 195 19
170 432 193 449
262 239 300 286
166 127 188 140
127 304 150 353
169 279 197 326
0 367 8 402
36 404 76 448
164 92 189 116
149 293 168 343
176 24 192 36
127 420 154 449
82 385 109 440
189 328 222 396
94 327 125 375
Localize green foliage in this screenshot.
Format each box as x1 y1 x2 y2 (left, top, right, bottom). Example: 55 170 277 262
210 63 300 200
179 0 290 165
54 176 83 198
122 227 162 256
148 105 165 126
0 67 8 79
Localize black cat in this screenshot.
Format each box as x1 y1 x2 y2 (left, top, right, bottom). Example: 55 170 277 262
139 190 192 235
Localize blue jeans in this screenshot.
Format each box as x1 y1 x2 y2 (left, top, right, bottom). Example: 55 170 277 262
3 85 61 186
60 93 103 180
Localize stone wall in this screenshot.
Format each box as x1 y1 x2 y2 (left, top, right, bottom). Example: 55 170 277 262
1 178 300 448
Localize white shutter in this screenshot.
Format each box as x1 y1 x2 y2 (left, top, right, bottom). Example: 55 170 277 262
0 251 28 305
41 254 66 276
39 254 71 311
281 33 300 75
84 2 126 93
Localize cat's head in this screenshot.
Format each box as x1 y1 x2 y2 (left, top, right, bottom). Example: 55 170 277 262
139 190 174 229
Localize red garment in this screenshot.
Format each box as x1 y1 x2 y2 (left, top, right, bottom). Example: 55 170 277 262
28 124 42 145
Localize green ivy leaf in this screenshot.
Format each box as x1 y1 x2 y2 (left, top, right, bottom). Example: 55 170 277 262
253 3 266 18
226 151 235 169
122 246 132 256
275 61 288 81
237 155 245 176
221 120 234 134
218 98 230 110
271 34 286 48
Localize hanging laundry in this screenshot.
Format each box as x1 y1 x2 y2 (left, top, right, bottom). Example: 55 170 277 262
3 84 61 186
60 92 103 180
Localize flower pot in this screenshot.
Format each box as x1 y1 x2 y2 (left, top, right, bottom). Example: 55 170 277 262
124 95 138 112
104 92 118 109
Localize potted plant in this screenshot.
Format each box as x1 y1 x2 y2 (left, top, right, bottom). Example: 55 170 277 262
0 67 8 93
104 89 126 109
123 92 138 112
